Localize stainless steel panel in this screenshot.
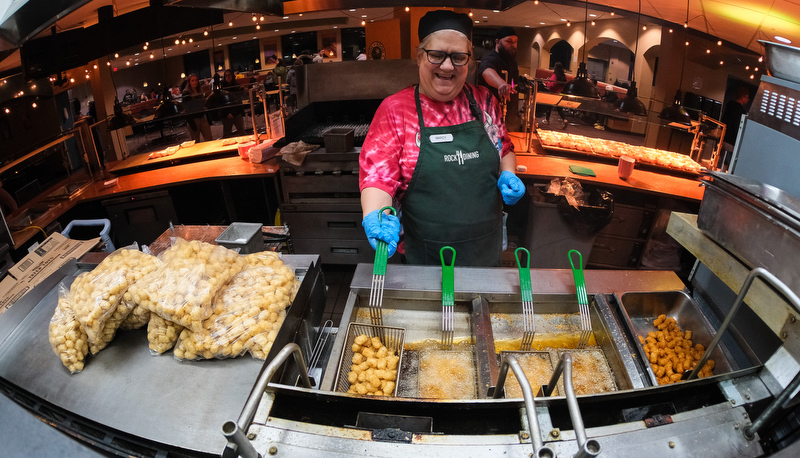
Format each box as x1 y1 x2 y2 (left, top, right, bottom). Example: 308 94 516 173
282 211 364 240
0 255 318 455
597 204 654 239
698 181 800 295
616 291 737 386
588 234 645 268
291 238 374 264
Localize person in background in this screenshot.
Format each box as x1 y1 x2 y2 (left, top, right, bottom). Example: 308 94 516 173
220 69 246 138
543 62 569 129
720 85 751 170
286 60 303 111
356 50 367 61
476 26 521 132
182 73 213 142
359 10 525 267
313 50 325 64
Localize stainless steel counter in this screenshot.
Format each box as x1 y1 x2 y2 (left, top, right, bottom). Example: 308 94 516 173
0 254 320 456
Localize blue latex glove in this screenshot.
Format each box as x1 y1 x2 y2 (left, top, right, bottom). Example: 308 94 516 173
498 170 526 205
362 209 401 257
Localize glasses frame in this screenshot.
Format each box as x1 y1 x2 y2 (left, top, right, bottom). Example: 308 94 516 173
421 48 471 67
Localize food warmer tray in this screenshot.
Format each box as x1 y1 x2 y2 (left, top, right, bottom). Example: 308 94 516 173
0 254 320 456
536 140 702 179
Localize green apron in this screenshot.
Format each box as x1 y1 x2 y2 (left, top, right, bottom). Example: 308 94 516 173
401 86 503 266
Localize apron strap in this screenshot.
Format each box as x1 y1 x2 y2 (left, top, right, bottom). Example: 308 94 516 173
414 85 483 128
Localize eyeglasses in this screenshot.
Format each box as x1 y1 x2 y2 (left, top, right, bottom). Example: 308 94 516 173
422 49 471 67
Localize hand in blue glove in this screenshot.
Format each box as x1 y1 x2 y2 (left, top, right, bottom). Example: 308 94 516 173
362 208 401 257
498 170 526 205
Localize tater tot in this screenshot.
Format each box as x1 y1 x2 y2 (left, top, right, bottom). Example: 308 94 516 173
348 371 358 384
354 335 369 346
352 343 362 353
352 353 364 364
371 336 382 350
361 347 375 358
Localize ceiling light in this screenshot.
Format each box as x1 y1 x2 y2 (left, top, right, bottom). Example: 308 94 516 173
70 77 75 83
175 39 180 45
283 16 289 19
669 29 673 33
143 45 148 50
468 11 473 17
114 53 119 58
361 21 366 26
93 64 97 69
759 56 764 62
31 102 36 108
567 22 571 27
204 30 208 36
106 62 111 66
750 75 755 79
642 25 646 31
256 25 260 30
252 15 257 21
260 16 264 21
717 41 722 46
229 21 233 26
85 74 89 79
755 67 759 72
150 53 154 59
534 0 539 4
720 60 724 65
706 49 710 53
181 40 186 45
188 38 193 43
775 36 791 44
745 65 750 70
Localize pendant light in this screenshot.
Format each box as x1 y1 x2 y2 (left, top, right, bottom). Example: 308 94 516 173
617 0 647 116
561 0 600 99
658 0 692 125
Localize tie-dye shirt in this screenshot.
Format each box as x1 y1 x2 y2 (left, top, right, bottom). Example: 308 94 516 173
359 84 513 198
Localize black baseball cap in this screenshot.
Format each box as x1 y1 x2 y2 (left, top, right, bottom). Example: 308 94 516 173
418 10 473 41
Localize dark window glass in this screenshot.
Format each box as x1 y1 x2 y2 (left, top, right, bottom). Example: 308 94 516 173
229 39 261 73
281 32 317 64
183 52 212 79
549 40 573 72
340 27 365 61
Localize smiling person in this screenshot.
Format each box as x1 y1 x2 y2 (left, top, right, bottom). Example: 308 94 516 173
359 10 525 267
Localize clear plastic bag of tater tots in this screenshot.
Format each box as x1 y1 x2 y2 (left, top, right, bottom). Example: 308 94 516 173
147 314 183 355
119 303 150 330
129 237 245 332
173 261 298 361
49 284 89 374
69 247 162 346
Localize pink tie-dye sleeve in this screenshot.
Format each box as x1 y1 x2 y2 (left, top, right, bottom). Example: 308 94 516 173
359 94 408 197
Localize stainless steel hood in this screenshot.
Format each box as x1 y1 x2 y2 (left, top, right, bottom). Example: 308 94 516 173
0 0 91 52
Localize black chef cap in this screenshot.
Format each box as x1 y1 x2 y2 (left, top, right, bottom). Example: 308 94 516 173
495 26 517 40
418 10 473 41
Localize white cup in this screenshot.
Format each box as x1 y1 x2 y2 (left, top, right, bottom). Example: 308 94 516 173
618 155 635 179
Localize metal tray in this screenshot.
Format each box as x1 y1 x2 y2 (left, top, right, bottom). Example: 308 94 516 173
616 290 735 386
334 322 405 396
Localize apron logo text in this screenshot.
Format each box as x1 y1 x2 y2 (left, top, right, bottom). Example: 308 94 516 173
443 150 480 165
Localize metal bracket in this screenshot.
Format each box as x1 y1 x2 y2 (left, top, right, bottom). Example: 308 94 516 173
644 414 674 428
371 428 412 443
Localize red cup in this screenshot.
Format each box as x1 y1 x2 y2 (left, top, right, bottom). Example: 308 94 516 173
618 155 635 179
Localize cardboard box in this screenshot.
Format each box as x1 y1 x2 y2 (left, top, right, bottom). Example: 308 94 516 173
0 232 100 314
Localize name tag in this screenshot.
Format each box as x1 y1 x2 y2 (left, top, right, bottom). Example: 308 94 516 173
429 133 453 143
